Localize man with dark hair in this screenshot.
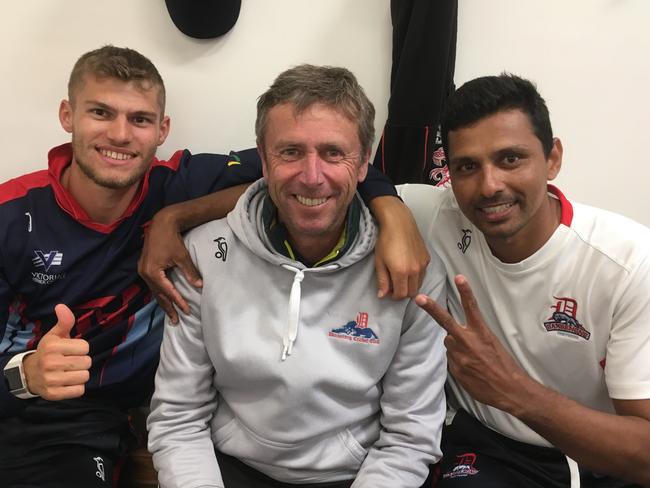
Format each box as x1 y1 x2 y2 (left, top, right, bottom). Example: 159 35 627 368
147 64 448 488
405 74 650 487
0 47 427 487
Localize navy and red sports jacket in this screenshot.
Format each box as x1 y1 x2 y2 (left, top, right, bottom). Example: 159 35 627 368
0 143 397 416
0 143 265 416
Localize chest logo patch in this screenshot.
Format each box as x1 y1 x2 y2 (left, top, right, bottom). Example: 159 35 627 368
457 229 472 254
544 296 591 340
31 250 66 285
329 312 380 345
32 250 63 272
213 237 228 262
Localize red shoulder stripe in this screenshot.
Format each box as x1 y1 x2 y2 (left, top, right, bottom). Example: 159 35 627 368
0 170 50 205
548 185 573 226
152 150 184 170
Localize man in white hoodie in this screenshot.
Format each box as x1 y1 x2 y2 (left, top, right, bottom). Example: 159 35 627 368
147 64 448 488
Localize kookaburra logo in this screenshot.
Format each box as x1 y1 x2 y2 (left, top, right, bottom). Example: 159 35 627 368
457 229 472 254
214 237 228 262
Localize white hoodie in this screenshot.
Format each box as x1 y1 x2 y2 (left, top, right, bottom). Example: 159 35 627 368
148 180 447 488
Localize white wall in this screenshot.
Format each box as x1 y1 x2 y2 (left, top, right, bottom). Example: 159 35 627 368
0 1 391 177
1 1 649 225
455 0 650 226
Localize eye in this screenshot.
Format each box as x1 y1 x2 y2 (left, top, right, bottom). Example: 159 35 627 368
90 108 107 118
131 116 153 126
456 161 477 173
321 148 345 163
504 154 520 165
278 147 302 162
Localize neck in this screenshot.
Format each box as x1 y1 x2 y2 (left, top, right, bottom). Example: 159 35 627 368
62 163 140 225
288 229 343 267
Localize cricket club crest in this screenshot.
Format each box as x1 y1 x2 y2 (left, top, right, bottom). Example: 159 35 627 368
442 452 480 479
328 312 380 345
543 296 591 340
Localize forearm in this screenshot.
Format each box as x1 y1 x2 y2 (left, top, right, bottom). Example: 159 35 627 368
156 183 250 233
510 378 650 486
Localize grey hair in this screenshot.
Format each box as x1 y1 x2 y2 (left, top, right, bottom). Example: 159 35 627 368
256 64 375 157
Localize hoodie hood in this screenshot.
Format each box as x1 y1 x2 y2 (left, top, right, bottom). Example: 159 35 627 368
227 179 377 270
227 179 378 359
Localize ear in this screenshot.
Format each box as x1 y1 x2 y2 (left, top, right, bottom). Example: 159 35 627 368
257 141 268 179
546 137 563 181
357 150 371 183
157 115 171 146
59 100 73 134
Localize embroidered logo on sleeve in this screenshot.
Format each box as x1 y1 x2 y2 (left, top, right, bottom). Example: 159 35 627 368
328 312 380 345
543 296 591 340
443 452 480 479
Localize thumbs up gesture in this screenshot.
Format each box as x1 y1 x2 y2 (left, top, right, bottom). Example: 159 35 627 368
22 304 91 400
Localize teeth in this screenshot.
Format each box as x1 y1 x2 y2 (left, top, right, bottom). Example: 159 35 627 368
296 195 327 206
482 203 513 214
100 149 133 161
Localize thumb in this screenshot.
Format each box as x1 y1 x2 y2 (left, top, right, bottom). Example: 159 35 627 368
49 304 76 338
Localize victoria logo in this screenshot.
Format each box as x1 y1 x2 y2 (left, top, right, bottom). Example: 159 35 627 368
544 296 591 340
213 237 228 262
32 250 63 272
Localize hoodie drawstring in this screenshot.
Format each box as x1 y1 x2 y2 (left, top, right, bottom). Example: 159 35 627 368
282 267 304 361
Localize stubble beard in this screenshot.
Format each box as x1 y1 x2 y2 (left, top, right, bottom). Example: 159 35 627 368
72 138 155 190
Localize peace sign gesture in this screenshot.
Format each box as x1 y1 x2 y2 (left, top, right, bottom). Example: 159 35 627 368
415 274 531 414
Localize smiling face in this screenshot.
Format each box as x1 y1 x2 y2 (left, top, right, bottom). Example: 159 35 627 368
447 109 563 262
259 102 369 261
59 74 170 192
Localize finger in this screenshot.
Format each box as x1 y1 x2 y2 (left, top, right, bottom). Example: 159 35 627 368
454 275 486 331
375 256 391 299
41 338 90 356
49 304 76 338
176 254 203 288
152 271 190 316
415 293 458 334
60 370 90 386
154 292 179 325
43 369 90 387
41 385 86 401
58 355 92 372
406 269 420 299
389 270 409 300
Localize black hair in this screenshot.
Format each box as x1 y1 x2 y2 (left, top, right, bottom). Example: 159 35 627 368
441 73 553 159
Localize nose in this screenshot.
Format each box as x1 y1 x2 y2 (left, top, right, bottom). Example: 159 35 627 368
479 164 505 198
106 116 132 144
299 151 324 186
